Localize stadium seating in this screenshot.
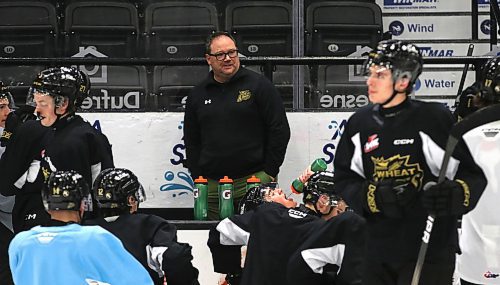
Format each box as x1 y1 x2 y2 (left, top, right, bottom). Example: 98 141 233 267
80 65 149 112
0 65 45 106
153 65 210 111
144 1 219 58
313 64 368 110
305 1 381 107
63 1 139 58
0 1 58 57
245 64 311 110
305 1 382 56
225 1 292 56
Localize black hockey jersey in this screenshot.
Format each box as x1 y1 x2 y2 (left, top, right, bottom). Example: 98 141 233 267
286 211 366 285
208 202 365 285
0 115 114 233
85 213 199 285
333 99 486 263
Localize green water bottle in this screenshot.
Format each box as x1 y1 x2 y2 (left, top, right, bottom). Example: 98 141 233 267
291 158 328 194
246 175 261 192
193 176 208 220
218 176 234 219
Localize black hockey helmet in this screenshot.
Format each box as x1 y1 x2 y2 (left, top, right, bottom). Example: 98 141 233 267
363 40 423 94
303 171 342 208
43 170 90 211
237 182 279 214
93 168 146 209
0 81 15 108
27 66 90 111
479 56 500 104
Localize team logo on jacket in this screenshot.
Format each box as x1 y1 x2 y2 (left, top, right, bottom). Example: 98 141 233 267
364 134 380 153
371 155 423 189
237 90 252 102
484 271 500 279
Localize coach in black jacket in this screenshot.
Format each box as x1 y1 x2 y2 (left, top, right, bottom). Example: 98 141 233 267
184 31 290 220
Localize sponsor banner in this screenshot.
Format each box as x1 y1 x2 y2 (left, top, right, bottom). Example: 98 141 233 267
384 16 471 40
418 97 456 110
377 0 471 13
478 0 495 12
419 42 491 68
414 70 476 96
80 89 146 112
80 112 354 208
418 43 491 57
478 14 500 40
315 86 369 109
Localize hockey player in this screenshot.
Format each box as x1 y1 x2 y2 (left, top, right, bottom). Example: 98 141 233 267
298 171 348 220
209 180 363 285
8 170 153 285
426 56 500 285
0 66 114 233
332 39 486 285
86 168 200 285
0 83 15 285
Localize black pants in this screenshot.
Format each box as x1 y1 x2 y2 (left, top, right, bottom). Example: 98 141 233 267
0 222 14 285
362 260 454 285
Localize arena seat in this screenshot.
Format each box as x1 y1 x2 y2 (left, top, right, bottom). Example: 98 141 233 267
79 65 148 112
144 1 219 58
63 1 139 58
305 1 382 56
0 65 45 106
0 1 58 57
313 64 368 110
225 1 292 56
306 1 381 104
245 65 311 110
153 65 210 111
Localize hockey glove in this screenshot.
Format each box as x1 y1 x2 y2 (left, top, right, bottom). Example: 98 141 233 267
454 83 479 121
163 242 200 285
208 228 242 274
0 105 36 147
422 179 470 216
363 179 417 219
225 273 242 285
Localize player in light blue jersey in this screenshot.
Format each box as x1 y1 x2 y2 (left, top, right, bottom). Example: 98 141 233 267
9 170 153 285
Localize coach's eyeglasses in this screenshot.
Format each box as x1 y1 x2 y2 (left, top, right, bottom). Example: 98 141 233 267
209 49 239 61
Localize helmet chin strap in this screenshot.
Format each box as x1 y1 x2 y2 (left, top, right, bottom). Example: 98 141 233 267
379 88 399 107
379 72 410 107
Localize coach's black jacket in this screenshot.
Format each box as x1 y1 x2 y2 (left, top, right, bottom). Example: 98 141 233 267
184 67 290 179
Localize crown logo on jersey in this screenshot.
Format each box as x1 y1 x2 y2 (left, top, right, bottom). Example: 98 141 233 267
371 155 423 189
237 90 252 102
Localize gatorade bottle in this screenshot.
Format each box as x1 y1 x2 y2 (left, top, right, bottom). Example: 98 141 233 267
218 176 234 219
193 176 208 220
291 158 328 194
246 175 261 192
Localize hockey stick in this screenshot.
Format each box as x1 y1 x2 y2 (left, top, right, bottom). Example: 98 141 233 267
411 104 500 285
456 44 474 98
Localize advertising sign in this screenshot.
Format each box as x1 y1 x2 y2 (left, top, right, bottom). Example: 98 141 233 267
80 112 354 208
384 16 472 40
